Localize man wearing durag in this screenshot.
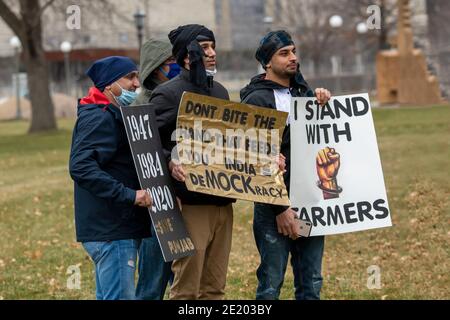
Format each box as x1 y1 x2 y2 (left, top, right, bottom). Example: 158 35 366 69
241 31 331 300
148 24 234 300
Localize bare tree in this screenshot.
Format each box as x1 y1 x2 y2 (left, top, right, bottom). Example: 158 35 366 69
426 0 450 52
0 0 118 133
271 0 339 73
0 0 59 132
342 0 397 50
272 0 397 73
426 0 450 96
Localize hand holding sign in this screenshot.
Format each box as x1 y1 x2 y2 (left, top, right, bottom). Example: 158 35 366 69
314 88 332 106
276 153 286 173
169 160 186 182
316 147 342 200
135 189 153 208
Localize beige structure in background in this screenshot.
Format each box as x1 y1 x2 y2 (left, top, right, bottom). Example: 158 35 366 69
377 0 445 105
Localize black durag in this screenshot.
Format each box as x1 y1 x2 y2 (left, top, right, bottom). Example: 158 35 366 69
168 24 215 88
255 30 313 94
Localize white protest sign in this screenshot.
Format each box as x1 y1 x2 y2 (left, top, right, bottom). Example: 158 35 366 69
290 93 392 236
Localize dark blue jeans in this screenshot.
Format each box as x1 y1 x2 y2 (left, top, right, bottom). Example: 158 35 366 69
253 204 325 300
136 236 173 300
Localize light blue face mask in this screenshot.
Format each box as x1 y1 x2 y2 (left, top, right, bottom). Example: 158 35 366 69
112 83 138 106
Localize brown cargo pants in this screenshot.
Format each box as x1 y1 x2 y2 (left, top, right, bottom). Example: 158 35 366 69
169 203 234 300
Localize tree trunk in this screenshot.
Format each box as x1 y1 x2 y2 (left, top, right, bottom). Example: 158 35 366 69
379 0 389 50
21 0 57 133
25 53 57 133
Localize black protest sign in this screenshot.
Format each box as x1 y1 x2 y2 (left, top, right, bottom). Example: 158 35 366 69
120 105 194 262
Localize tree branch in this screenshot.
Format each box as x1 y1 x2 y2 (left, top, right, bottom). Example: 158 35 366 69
0 0 24 37
40 0 57 13
32 0 57 27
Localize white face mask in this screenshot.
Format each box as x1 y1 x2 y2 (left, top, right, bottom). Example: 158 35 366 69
206 68 217 77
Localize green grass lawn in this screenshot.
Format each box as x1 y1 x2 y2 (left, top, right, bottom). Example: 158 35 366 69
0 105 449 300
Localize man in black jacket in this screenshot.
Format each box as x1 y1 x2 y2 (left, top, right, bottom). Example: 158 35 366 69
69 56 152 299
149 24 234 300
241 30 331 300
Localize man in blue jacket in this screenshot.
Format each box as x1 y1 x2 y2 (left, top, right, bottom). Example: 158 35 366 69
69 56 153 300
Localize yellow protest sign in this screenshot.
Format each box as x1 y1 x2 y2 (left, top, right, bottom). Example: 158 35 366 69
175 92 290 206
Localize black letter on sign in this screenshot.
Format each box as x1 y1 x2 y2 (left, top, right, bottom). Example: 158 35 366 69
294 100 298 121
305 100 314 120
311 207 326 227
190 173 199 185
374 199 389 219
299 208 311 222
334 122 352 143
352 96 369 116
185 100 194 113
327 205 344 225
357 201 374 221
344 203 358 224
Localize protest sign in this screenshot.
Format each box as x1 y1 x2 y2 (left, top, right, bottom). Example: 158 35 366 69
290 93 392 236
121 105 194 261
176 92 290 206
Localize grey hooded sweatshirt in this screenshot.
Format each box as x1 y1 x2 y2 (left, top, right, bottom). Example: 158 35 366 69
134 39 172 105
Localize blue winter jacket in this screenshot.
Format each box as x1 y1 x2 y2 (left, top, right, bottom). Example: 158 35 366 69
69 87 151 242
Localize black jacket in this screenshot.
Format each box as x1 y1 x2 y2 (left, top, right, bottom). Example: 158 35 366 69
240 73 314 215
149 69 235 206
69 88 152 242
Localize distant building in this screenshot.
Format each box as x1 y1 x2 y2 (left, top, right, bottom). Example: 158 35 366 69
0 0 216 57
0 0 217 95
0 0 447 96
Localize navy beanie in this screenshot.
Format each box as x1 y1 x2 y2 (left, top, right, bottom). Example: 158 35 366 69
255 30 294 68
86 56 138 91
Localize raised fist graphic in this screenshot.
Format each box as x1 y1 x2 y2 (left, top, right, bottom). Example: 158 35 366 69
316 147 342 199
